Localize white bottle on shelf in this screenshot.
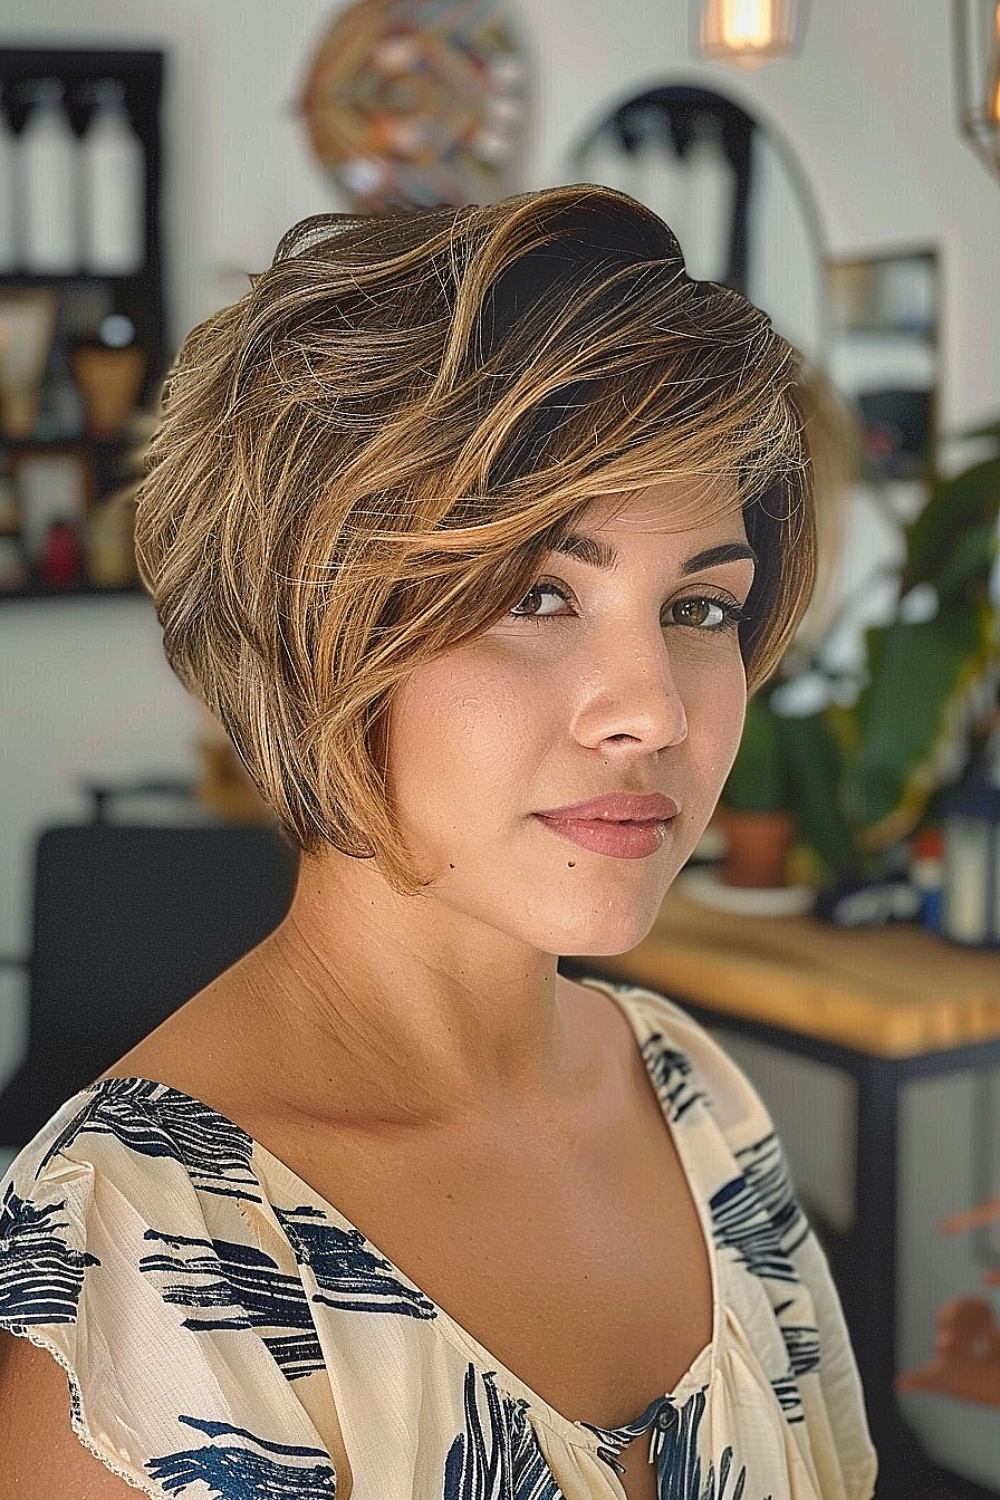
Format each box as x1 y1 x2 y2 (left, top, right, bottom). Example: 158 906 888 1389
19 78 79 273
81 79 145 275
0 85 15 271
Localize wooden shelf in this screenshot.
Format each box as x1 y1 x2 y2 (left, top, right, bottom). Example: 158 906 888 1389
0 271 139 288
0 46 165 602
0 435 125 450
0 582 144 602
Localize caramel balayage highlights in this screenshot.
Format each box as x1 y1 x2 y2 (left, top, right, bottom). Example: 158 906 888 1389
135 184 815 892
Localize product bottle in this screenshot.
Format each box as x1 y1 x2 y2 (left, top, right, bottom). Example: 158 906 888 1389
909 827 943 932
19 79 79 273
0 85 15 271
81 80 144 274
941 749 1000 948
0 458 27 592
41 518 82 589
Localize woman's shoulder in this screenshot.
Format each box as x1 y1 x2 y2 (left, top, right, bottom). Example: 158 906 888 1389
1 1065 280 1267
0 1074 269 1307
0 1074 340 1495
576 974 775 1139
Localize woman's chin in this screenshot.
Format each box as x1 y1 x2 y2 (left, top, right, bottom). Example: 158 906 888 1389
543 900 664 959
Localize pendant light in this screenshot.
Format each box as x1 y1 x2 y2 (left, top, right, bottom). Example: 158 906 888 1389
698 0 802 68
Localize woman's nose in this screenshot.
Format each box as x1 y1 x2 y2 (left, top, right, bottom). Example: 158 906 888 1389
569 631 688 753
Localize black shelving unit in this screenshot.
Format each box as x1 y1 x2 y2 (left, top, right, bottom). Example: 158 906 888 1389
0 47 166 600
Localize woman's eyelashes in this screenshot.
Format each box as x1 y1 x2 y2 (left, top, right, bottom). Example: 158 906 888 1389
508 578 747 631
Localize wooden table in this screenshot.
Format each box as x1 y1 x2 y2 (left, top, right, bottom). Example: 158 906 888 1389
570 885 1000 1500
588 884 1000 1057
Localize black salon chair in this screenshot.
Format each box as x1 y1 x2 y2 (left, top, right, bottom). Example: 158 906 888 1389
0 802 298 1149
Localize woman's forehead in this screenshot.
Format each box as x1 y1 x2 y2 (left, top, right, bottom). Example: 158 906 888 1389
571 477 745 539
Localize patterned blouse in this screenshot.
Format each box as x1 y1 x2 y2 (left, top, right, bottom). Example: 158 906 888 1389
0 980 876 1500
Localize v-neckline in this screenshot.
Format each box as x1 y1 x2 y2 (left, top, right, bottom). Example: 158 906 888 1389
84 978 720 1455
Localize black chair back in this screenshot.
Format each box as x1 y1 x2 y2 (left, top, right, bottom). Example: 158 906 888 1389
0 823 297 1147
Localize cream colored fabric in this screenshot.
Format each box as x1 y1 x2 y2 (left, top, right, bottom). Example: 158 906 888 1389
0 981 877 1499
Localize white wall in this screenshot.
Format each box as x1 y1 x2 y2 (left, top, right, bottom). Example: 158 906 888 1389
3 0 997 421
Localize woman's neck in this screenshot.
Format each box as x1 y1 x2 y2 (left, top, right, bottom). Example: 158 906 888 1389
226 847 598 1133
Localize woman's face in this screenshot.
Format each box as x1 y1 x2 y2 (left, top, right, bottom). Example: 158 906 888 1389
386 480 755 955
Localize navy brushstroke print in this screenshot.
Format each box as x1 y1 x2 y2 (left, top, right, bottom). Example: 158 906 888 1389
710 1171 797 1284
651 1390 767 1500
444 1365 561 1500
780 1323 821 1379
43 1078 262 1202
581 1393 668 1476
710 1136 820 1427
146 1415 336 1497
0 1182 99 1325
277 1203 437 1320
733 1134 809 1259
770 1375 805 1422
641 1033 708 1122
139 1227 325 1381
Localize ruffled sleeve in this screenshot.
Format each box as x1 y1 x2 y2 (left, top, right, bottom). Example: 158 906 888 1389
0 1081 340 1498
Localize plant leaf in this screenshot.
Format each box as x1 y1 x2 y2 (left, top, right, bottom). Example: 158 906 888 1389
902 457 1000 592
931 520 998 607
954 417 1000 443
851 613 992 833
779 711 858 877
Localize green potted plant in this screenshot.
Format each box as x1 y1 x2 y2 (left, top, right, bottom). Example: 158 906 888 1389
717 417 1000 890
844 417 1000 854
716 682 856 888
714 692 796 888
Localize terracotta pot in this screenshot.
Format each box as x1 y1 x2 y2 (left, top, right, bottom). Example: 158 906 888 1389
715 805 797 889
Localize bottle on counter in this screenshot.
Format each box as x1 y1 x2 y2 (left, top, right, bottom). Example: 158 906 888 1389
85 492 138 589
909 827 944 933
18 79 79 273
940 738 1000 948
40 518 83 589
80 79 145 275
0 460 26 592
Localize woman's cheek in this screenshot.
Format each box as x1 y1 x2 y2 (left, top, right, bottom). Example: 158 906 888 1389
711 661 748 789
678 644 747 781
389 645 553 806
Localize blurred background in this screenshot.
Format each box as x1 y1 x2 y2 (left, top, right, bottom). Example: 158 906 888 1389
0 2 998 1495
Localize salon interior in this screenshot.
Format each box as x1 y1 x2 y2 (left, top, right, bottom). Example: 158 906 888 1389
0 2 998 1494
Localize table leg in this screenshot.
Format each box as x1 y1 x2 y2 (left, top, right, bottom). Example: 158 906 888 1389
849 1053 944 1499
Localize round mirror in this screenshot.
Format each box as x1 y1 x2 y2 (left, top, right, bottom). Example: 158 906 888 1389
569 83 827 367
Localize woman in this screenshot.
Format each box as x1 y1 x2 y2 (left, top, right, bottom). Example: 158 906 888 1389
0 184 876 1500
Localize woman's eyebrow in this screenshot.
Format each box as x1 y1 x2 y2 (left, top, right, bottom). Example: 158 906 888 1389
552 534 757 574
680 542 757 575
553 533 617 569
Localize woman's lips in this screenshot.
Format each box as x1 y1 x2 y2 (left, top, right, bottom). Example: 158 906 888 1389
531 794 679 861
533 814 671 859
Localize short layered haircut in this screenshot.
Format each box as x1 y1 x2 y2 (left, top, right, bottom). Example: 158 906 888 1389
135 183 816 892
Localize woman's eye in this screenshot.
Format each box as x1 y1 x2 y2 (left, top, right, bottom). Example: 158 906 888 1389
509 582 571 618
665 596 744 630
